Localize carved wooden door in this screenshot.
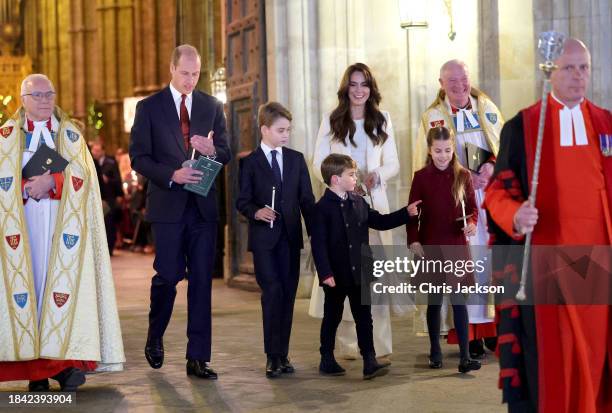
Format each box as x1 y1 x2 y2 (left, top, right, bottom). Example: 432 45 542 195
225 0 267 288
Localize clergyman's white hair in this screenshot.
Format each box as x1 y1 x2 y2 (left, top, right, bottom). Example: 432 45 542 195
439 59 469 79
20 74 55 96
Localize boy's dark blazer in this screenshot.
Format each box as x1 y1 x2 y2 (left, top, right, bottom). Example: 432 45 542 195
311 189 410 287
236 145 315 251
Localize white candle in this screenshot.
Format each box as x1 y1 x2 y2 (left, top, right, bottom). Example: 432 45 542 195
270 186 276 229
461 199 468 239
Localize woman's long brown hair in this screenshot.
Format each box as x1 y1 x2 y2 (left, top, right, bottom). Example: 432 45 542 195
426 126 467 206
329 63 388 147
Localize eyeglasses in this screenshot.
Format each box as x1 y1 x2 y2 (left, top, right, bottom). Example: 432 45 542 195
22 91 56 101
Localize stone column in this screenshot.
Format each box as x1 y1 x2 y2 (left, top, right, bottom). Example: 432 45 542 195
155 0 175 88
84 0 102 112
176 0 216 92
265 0 323 297
69 0 86 122
133 0 175 95
133 0 158 94
22 0 40 69
40 0 60 97
97 0 134 150
57 0 73 111
532 0 611 108
478 0 501 105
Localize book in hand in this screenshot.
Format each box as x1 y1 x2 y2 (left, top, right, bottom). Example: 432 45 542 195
183 156 223 197
464 142 493 173
22 143 69 179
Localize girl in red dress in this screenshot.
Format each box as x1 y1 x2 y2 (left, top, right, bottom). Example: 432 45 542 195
407 126 481 373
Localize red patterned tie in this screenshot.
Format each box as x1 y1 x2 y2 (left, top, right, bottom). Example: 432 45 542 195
180 94 190 150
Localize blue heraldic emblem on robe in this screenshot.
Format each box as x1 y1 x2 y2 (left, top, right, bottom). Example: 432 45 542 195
13 293 28 309
63 233 79 249
66 130 79 143
0 176 13 191
485 112 498 124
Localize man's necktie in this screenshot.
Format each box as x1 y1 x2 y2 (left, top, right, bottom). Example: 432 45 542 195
180 94 190 150
271 150 282 189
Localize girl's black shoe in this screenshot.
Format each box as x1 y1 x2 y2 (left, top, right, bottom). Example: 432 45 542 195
458 358 481 373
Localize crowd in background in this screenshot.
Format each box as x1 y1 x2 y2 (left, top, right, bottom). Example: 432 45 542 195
87 142 154 255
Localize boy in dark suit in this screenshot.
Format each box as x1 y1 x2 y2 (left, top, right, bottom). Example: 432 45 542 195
236 102 315 378
311 154 420 379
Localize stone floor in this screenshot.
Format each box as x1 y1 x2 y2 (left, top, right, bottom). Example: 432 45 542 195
0 251 505 413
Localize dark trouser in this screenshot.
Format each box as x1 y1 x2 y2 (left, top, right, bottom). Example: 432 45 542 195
104 211 116 255
252 232 300 357
320 283 375 356
148 196 217 361
426 293 469 361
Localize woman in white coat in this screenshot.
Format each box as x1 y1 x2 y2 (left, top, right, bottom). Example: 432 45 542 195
309 62 400 359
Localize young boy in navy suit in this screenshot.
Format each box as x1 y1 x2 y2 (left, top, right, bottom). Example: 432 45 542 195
311 154 420 379
236 102 315 378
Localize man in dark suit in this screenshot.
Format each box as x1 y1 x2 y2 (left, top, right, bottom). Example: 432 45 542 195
91 142 124 255
129 44 231 379
236 102 315 378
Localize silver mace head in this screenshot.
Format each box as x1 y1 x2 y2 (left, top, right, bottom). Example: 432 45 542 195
537 31 566 75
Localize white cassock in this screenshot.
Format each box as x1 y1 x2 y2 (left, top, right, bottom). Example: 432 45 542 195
22 117 60 322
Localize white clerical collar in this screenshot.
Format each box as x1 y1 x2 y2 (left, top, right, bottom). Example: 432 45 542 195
24 114 59 152
551 92 588 147
446 95 479 133
260 141 283 157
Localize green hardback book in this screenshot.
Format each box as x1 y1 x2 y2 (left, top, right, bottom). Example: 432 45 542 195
184 156 223 197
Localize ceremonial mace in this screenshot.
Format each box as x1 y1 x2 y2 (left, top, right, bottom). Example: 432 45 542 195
516 31 565 301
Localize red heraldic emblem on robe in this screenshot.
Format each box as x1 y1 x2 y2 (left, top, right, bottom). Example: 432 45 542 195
485 96 612 413
5 234 20 250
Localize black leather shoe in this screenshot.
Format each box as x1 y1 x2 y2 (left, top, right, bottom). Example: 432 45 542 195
186 359 218 380
469 339 486 359
484 337 498 352
52 368 86 392
458 358 482 374
429 352 443 369
319 355 346 376
145 336 164 369
428 359 443 369
363 353 389 380
363 362 389 380
280 356 295 374
28 379 50 392
266 356 282 378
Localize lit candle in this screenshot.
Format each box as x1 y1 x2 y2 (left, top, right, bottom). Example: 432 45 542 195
461 199 468 240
